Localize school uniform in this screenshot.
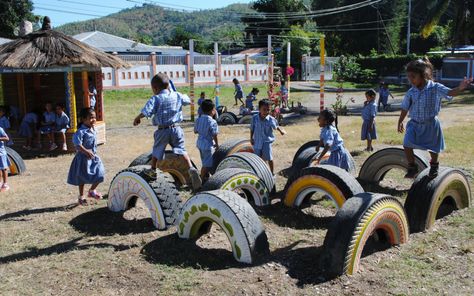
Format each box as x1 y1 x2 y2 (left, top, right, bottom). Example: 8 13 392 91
235 84 244 100
141 89 191 160
40 111 55 134
18 113 38 137
0 116 13 146
55 112 70 133
194 115 219 168
320 125 351 171
197 98 204 117
378 87 391 108
250 114 278 161
67 125 105 185
0 127 11 169
245 93 257 110
361 100 377 140
401 80 452 153
89 85 97 109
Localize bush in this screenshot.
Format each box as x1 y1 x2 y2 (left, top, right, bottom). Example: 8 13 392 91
356 54 444 76
333 55 377 84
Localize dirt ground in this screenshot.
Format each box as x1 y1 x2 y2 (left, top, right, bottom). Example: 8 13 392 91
1 95 473 295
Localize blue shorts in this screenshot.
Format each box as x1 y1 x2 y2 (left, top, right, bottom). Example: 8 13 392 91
40 125 53 134
254 142 273 161
199 148 214 168
55 128 67 134
361 120 377 140
152 126 186 160
404 117 444 153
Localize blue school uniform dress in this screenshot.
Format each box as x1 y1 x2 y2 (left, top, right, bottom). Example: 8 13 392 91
67 125 105 186
0 127 11 169
245 93 257 110
0 116 13 146
89 85 97 109
141 89 191 160
55 112 70 133
361 100 377 140
320 125 351 171
40 111 55 134
379 88 390 107
235 84 244 100
18 113 38 137
250 114 278 161
194 115 219 168
197 98 204 117
401 80 452 153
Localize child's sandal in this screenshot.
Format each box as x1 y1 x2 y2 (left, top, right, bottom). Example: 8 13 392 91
78 197 88 206
88 190 103 200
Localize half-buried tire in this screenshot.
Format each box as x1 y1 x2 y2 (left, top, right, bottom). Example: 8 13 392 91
177 190 269 264
216 152 274 193
129 152 152 167
107 165 182 230
283 165 364 209
358 147 429 183
202 168 270 207
212 139 254 173
238 114 253 124
291 140 320 164
217 112 238 125
6 147 26 176
404 167 471 233
322 193 409 277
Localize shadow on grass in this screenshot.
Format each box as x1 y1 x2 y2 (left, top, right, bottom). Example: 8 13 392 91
69 207 156 236
0 204 78 222
0 237 137 264
358 180 408 197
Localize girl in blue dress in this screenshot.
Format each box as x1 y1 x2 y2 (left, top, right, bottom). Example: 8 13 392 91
361 89 377 152
0 127 10 192
39 103 57 151
19 109 39 151
315 109 352 171
233 78 244 106
398 58 472 179
67 108 105 205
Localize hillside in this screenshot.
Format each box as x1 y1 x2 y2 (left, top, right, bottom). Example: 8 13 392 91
57 3 252 46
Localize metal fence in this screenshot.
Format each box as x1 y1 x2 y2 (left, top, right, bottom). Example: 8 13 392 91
118 54 150 63
249 56 268 64
156 55 186 65
301 56 339 81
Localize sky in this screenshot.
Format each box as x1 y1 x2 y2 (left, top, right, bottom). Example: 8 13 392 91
33 0 252 26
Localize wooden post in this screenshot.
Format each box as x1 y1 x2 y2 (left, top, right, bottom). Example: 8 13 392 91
287 42 291 101
189 39 195 122
185 52 190 83
150 52 156 77
64 72 78 132
82 71 90 108
214 42 220 108
16 74 26 115
267 35 272 88
320 36 325 112
95 71 104 121
112 52 120 88
245 54 250 82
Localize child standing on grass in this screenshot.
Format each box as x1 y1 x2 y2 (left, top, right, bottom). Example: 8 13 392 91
19 109 39 151
67 108 105 205
0 127 10 192
378 82 394 111
39 102 56 151
134 73 202 190
246 88 259 111
233 78 244 106
250 99 286 174
194 99 219 183
361 89 378 152
54 103 70 151
197 91 206 117
0 107 13 146
315 109 352 171
280 80 289 107
398 58 472 179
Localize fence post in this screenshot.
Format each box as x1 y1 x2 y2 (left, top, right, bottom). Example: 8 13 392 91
112 52 120 88
185 52 190 83
150 52 156 77
245 54 250 82
320 36 325 112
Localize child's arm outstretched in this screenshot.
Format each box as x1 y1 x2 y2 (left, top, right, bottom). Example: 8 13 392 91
448 77 473 97
316 144 330 164
277 126 286 136
134 96 157 126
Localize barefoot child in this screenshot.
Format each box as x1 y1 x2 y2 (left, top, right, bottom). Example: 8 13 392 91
54 103 70 151
245 88 259 111
194 99 219 182
197 91 206 117
133 73 202 190
67 108 105 205
0 127 10 191
250 99 286 174
315 109 352 171
361 89 377 152
398 58 472 178
233 78 244 106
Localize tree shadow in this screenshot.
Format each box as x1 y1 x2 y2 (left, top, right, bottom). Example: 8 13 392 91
358 180 409 197
0 236 137 264
69 207 156 236
0 204 78 222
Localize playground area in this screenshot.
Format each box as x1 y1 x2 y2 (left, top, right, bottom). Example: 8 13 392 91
1 87 473 295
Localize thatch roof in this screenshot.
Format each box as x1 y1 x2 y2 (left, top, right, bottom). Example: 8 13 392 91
0 29 129 69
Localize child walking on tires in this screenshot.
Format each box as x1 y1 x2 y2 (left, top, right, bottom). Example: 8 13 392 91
134 73 202 190
398 58 472 179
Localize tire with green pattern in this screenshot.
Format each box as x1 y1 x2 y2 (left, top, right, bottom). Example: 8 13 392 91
212 139 254 173
322 193 409 277
404 167 471 233
6 147 26 176
107 165 182 230
202 168 270 207
177 190 269 264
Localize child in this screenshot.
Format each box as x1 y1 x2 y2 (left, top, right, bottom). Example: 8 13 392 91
194 99 219 182
39 102 56 151
133 73 202 190
280 80 289 107
67 108 105 205
0 126 10 192
197 91 206 117
250 99 286 174
0 107 12 146
361 89 377 152
245 88 259 111
315 109 352 171
89 77 97 110
233 78 244 106
54 103 70 151
398 58 472 179
378 82 394 111
18 109 39 151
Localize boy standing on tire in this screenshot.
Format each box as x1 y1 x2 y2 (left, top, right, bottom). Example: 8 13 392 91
250 99 286 174
134 73 202 190
194 99 219 183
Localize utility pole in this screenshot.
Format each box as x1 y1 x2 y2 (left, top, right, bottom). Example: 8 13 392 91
286 42 291 102
214 42 220 108
189 39 195 122
320 35 325 112
406 0 411 54
267 35 273 87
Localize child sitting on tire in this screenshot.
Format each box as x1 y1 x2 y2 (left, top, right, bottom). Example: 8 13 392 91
134 73 202 190
194 99 219 183
250 99 286 174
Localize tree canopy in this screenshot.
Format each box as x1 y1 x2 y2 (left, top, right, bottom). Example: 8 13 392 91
0 0 35 38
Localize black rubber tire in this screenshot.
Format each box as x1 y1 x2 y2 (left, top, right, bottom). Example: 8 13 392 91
129 152 152 167
291 140 320 165
177 190 269 264
238 115 253 124
321 193 409 277
211 139 254 173
404 167 471 233
283 165 364 209
290 148 318 178
216 152 275 193
217 106 227 115
217 112 238 125
358 147 429 183
6 147 26 176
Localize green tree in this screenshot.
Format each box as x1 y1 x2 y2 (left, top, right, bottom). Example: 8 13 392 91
278 24 318 67
137 34 153 45
166 26 210 54
0 0 34 38
212 25 245 53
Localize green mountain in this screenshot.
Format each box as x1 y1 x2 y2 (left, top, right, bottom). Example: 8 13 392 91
57 3 252 46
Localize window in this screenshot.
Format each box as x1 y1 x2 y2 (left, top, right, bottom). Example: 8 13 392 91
107 73 112 80
134 72 138 79
101 73 105 80
176 71 180 78
141 72 145 79
251 70 254 76
233 70 236 76
170 71 174 78
147 72 150 78
128 72 131 79
182 71 186 78
122 72 126 79
203 71 206 77
208 71 211 77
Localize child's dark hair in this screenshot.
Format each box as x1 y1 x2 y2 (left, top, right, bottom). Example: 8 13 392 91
0 106 6 114
252 87 259 94
406 57 433 80
320 109 339 131
56 102 65 109
233 78 239 84
200 91 205 97
151 73 170 90
365 89 377 97
201 99 215 114
258 99 271 109
79 107 95 122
